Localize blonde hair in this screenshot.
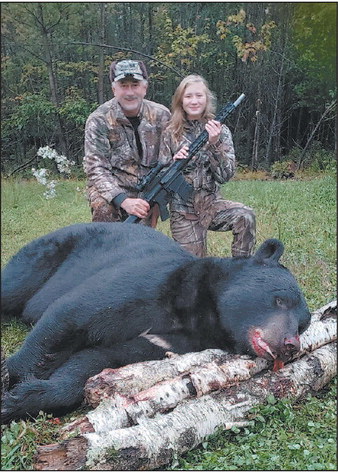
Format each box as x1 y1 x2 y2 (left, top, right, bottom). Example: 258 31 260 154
167 75 216 143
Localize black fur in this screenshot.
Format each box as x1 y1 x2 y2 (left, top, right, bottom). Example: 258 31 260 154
1 223 311 422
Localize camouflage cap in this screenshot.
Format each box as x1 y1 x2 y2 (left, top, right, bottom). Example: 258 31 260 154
109 60 148 83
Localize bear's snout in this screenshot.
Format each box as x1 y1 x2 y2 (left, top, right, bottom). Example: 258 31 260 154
283 335 300 356
249 326 301 363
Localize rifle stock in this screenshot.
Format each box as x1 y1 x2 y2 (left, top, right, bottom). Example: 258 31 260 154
124 93 245 224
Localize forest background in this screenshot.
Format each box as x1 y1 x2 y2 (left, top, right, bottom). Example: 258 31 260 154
1 1 336 177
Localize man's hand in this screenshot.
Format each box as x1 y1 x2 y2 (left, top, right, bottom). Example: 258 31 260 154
121 197 150 218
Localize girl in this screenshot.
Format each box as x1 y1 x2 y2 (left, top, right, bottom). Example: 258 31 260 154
159 74 256 257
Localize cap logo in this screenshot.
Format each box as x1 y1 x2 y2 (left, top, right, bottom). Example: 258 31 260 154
113 60 145 82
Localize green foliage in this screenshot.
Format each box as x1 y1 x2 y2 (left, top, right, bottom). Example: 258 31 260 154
1 3 336 171
283 144 336 174
59 92 97 128
270 161 296 179
300 142 336 173
216 9 277 63
57 60 100 93
154 7 211 76
270 144 336 178
1 414 62 470
287 3 337 117
2 93 56 137
291 3 336 97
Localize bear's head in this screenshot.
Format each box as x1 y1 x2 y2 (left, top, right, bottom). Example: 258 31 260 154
214 239 311 363
169 239 311 366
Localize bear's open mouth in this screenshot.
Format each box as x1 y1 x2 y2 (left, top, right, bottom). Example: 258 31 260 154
250 329 285 371
250 329 276 359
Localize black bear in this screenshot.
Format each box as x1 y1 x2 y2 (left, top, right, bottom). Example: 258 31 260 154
1 223 311 422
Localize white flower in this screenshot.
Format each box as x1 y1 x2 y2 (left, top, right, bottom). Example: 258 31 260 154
33 146 75 199
36 146 75 176
43 180 58 199
32 167 49 186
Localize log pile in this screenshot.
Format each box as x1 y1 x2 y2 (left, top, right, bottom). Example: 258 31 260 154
34 300 336 471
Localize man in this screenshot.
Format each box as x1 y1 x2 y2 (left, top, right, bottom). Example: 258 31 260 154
83 60 171 225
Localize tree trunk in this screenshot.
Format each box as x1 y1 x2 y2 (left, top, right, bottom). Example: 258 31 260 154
147 4 154 55
251 98 261 170
265 46 286 165
36 4 67 155
34 301 336 471
97 3 106 105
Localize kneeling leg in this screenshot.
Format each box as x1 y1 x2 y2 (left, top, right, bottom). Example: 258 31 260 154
209 201 256 257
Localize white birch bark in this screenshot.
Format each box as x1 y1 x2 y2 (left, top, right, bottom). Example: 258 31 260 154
84 349 230 407
34 301 336 471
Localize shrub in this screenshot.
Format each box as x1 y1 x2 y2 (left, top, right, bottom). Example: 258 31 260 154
270 160 297 179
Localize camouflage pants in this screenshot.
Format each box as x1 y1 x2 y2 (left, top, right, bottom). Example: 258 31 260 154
90 195 159 228
170 200 256 258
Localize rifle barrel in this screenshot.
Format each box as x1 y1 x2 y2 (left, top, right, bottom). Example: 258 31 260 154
233 93 245 108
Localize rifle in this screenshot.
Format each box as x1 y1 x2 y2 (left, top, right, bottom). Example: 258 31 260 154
124 93 245 224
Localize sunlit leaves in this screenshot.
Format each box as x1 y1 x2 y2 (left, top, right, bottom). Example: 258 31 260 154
217 9 276 63
154 8 211 74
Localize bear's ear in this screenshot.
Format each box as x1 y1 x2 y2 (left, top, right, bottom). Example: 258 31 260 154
253 239 284 263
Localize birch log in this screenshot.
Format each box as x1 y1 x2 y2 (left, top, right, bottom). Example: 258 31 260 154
84 299 336 409
84 349 231 407
61 299 337 437
34 301 336 471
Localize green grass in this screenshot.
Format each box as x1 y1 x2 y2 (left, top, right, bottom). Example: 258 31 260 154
215 176 336 310
1 178 89 266
1 175 336 470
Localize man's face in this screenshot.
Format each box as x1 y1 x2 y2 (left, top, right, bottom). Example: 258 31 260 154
113 78 148 117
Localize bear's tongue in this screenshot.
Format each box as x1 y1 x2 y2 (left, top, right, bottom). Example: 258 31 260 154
252 330 276 359
272 358 285 371
251 330 285 371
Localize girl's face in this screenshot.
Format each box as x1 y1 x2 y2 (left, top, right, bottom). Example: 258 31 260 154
182 82 207 120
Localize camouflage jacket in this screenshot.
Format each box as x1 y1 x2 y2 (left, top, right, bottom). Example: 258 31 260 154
158 120 236 214
83 98 171 204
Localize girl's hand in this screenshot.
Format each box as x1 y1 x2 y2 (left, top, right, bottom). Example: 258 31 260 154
173 145 189 160
205 120 221 145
